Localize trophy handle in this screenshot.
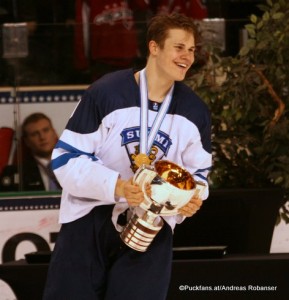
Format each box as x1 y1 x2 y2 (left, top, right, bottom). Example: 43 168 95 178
133 164 169 214
133 164 156 188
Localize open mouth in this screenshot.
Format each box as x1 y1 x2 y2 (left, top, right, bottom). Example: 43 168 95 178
176 63 188 69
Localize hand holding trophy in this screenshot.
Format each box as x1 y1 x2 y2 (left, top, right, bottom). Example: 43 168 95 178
120 160 207 252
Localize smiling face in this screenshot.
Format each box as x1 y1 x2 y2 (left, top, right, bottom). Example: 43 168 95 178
150 28 196 82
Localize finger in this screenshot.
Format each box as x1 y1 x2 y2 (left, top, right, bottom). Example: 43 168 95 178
123 183 141 197
127 195 144 207
144 183 151 198
190 196 203 206
125 189 145 206
178 209 193 217
184 201 201 211
179 203 200 217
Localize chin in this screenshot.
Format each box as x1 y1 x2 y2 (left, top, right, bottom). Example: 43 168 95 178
174 69 188 80
174 74 187 81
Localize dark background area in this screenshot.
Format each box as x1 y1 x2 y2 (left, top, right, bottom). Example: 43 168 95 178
0 0 266 86
207 0 266 55
173 188 284 255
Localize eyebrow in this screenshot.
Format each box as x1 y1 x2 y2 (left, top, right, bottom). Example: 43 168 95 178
174 42 196 49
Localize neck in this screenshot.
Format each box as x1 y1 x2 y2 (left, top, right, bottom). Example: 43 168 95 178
136 65 174 103
35 154 51 162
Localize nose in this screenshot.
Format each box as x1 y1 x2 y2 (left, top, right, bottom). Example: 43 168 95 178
182 50 194 64
38 131 47 140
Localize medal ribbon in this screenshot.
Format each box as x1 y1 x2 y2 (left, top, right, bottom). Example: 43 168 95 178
139 68 174 156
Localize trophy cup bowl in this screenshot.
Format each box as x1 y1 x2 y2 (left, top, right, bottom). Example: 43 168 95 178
120 160 206 252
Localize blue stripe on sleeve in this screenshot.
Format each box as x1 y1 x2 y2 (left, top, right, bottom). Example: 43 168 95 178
194 166 212 182
51 140 98 170
194 173 208 182
196 166 212 173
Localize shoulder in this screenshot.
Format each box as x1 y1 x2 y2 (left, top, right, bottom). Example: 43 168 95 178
82 68 139 111
66 69 139 133
88 69 135 94
175 82 208 106
172 81 210 118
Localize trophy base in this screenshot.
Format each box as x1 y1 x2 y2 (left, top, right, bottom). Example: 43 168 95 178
120 213 164 252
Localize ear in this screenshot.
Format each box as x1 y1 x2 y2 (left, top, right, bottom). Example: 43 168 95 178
148 40 159 56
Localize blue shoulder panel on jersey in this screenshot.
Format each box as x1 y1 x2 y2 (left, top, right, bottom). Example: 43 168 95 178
51 140 98 170
65 69 140 135
171 83 212 154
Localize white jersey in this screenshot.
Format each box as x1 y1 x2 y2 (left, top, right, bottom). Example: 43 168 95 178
52 69 212 230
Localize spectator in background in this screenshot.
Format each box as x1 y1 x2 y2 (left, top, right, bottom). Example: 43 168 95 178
74 0 147 80
0 113 61 192
152 0 208 19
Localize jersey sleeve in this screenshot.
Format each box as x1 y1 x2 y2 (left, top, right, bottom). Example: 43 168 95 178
50 87 119 203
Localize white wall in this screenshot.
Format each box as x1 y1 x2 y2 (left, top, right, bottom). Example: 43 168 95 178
0 85 88 136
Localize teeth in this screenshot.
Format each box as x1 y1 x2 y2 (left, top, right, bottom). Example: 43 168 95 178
177 63 187 68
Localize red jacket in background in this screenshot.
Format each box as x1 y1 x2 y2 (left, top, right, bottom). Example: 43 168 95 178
155 0 208 19
74 1 207 70
75 0 146 70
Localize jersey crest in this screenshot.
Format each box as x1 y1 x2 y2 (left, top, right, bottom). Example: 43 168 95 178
121 126 172 172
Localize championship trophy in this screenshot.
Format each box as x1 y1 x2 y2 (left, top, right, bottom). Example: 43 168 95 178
120 160 207 252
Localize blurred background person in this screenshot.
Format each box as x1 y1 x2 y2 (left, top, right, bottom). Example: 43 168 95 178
74 0 146 80
0 113 61 192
